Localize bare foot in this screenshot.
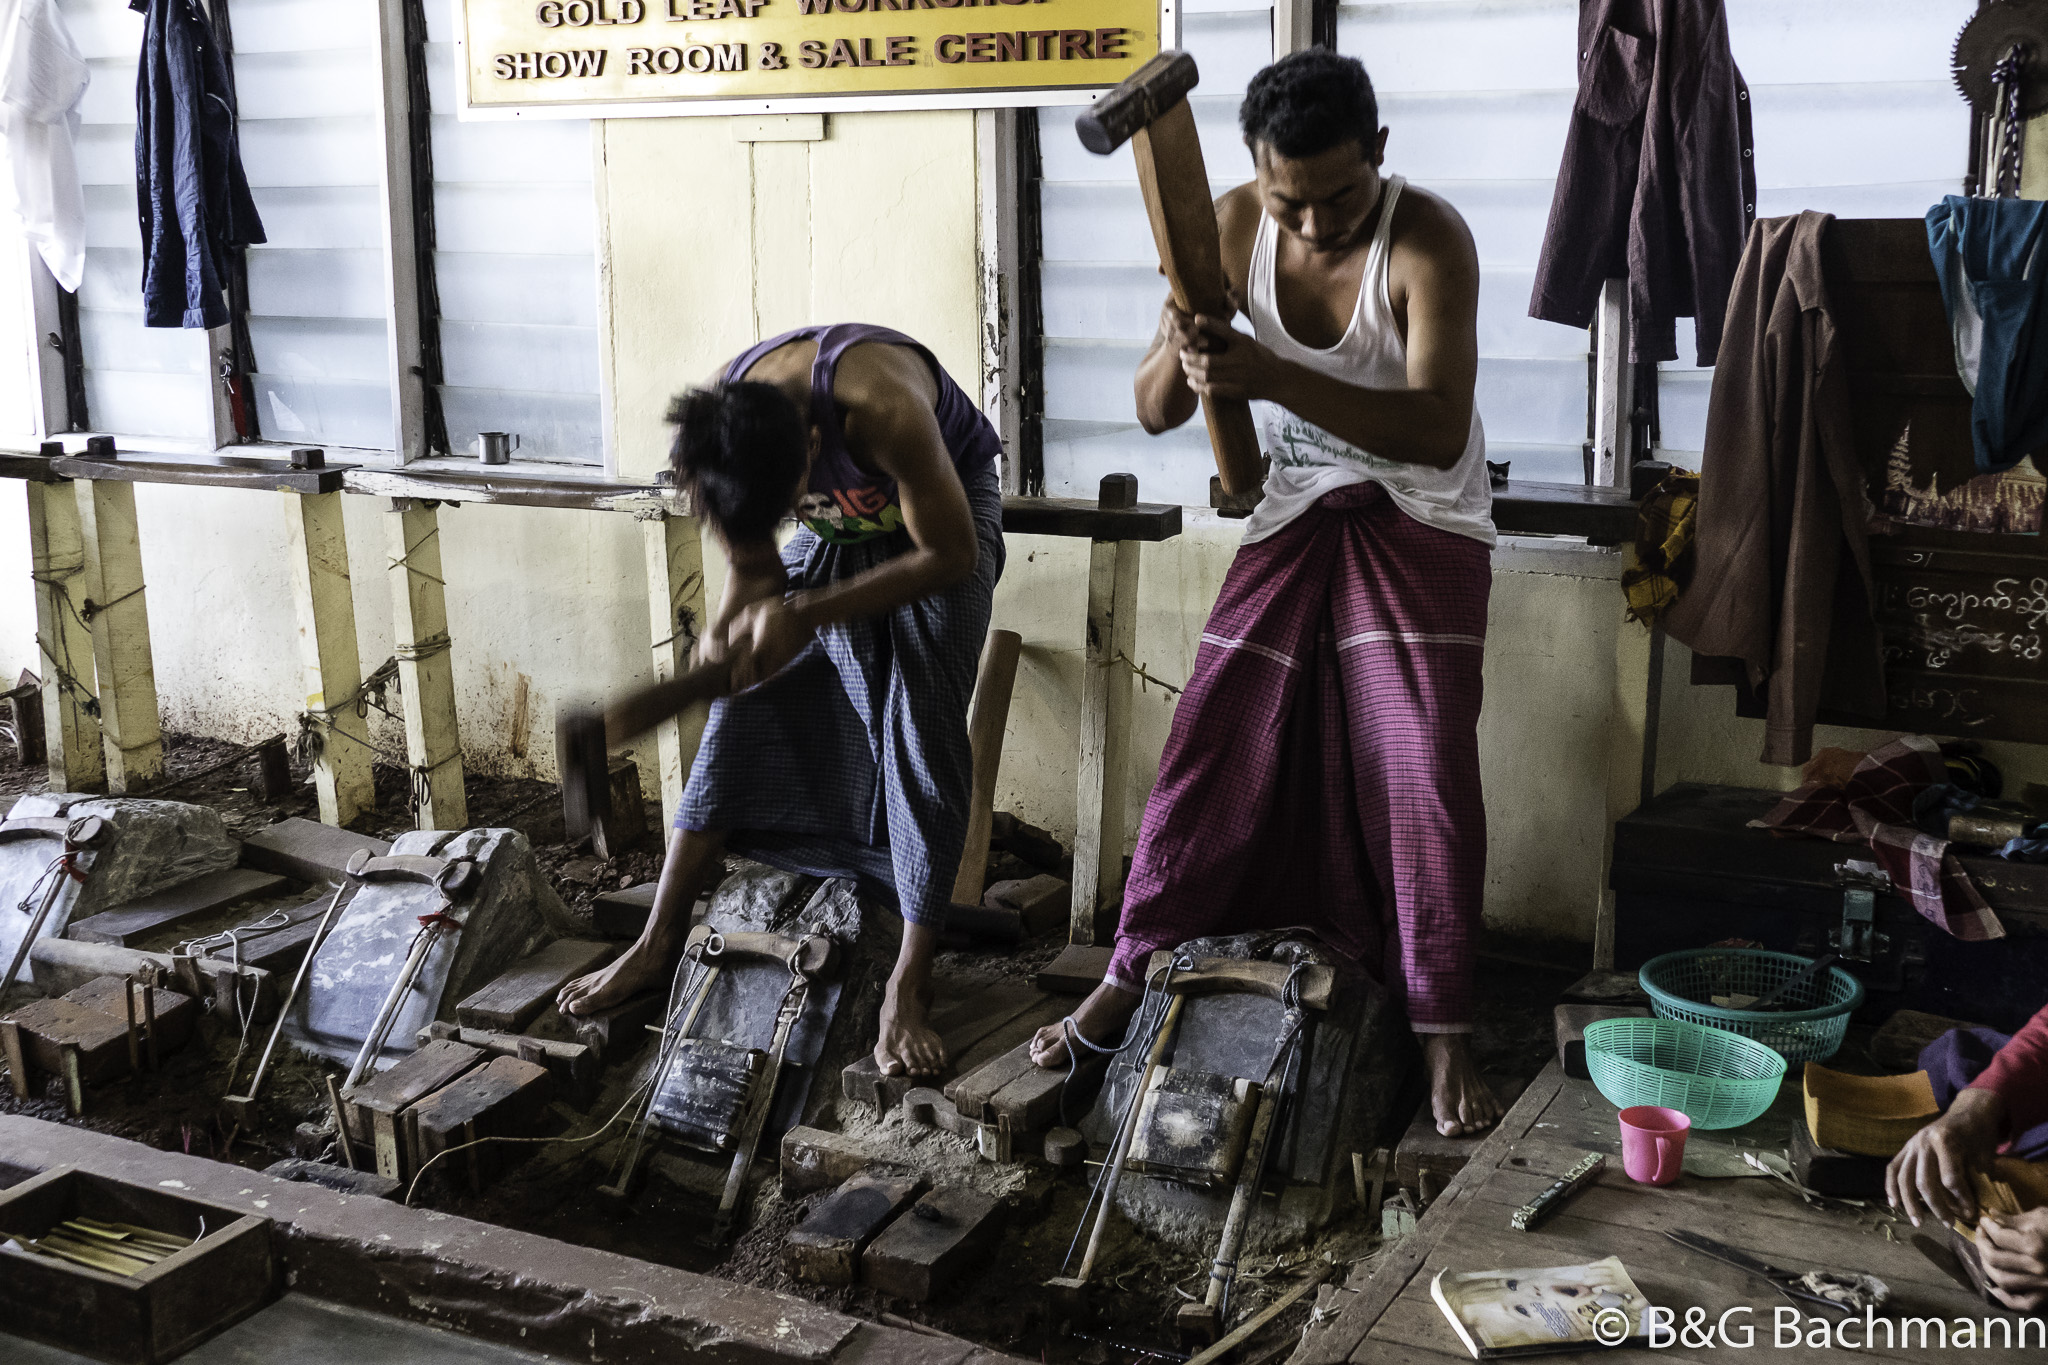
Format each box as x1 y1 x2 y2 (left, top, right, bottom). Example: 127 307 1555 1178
1422 1032 1500 1137
556 938 673 1017
876 975 945 1077
1030 981 1141 1068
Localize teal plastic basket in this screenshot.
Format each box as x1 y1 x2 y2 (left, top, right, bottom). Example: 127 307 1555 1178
1583 1016 1786 1129
1638 949 1862 1063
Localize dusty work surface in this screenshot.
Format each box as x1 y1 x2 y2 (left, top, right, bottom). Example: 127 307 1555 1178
1292 1061 2022 1365
0 731 1582 1363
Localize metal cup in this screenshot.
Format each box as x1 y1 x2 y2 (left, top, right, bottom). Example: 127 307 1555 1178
477 431 520 464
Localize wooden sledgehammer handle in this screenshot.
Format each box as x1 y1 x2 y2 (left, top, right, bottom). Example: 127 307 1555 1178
1131 101 1264 497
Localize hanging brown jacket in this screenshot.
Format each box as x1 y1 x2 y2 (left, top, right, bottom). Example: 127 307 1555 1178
1529 0 1754 365
1663 212 1885 766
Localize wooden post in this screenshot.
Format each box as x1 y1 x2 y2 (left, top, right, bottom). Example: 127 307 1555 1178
281 490 375 826
73 478 163 790
643 511 709 828
387 499 465 830
25 476 104 792
950 629 1023 905
1274 0 1317 60
1070 475 1141 946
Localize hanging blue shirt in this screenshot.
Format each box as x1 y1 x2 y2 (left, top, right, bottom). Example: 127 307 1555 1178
134 0 264 329
1927 195 2048 475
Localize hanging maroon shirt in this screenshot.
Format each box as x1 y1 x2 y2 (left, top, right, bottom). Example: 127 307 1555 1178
1528 0 1755 366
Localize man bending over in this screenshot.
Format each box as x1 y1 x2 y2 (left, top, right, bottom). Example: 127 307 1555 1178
557 324 1004 1079
1030 50 1501 1137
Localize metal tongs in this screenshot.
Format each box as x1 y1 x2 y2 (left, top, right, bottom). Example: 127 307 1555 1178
1666 1230 1890 1313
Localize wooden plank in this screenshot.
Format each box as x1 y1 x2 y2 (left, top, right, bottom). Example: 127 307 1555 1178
948 629 1022 905
785 1173 928 1286
1591 277 1633 489
781 1125 904 1197
199 897 332 974
591 882 659 939
945 1041 1042 1120
983 1042 1110 1132
455 939 616 1033
418 1021 600 1104
386 501 465 830
999 497 1182 542
65 869 289 947
1035 943 1111 996
569 987 666 1060
341 1039 486 1149
1294 1065 1570 1365
644 512 710 829
1393 1074 1532 1194
1070 517 1139 946
73 479 162 789
1490 481 1639 546
25 479 104 793
281 491 374 826
860 1185 1003 1302
52 450 349 493
841 982 1046 1113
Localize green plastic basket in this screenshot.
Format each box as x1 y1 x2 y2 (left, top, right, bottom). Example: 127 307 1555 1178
1638 949 1862 1063
1583 1016 1787 1129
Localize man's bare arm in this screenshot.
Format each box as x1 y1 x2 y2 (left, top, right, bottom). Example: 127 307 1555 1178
1179 195 1481 471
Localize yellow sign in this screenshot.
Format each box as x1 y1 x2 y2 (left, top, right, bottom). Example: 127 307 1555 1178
457 0 1168 117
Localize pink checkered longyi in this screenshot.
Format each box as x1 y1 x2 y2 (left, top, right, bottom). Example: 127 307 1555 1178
1105 483 1492 1032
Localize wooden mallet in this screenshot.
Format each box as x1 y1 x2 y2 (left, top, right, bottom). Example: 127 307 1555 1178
1077 51 1265 497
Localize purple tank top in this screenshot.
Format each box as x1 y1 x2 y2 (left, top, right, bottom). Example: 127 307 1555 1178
724 323 1000 545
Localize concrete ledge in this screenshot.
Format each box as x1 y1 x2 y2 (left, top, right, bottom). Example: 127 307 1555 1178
0 1115 1020 1365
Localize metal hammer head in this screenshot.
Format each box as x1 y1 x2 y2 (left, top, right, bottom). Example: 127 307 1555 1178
555 704 612 843
1075 50 1200 155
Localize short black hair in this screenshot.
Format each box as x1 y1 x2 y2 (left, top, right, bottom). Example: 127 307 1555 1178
1239 49 1379 161
668 381 809 541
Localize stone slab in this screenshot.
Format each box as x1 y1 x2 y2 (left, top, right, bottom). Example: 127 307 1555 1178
456 939 615 1033
860 1186 1003 1302
64 868 290 946
0 1112 1031 1364
785 1173 927 1286
239 818 390 884
1033 944 1111 996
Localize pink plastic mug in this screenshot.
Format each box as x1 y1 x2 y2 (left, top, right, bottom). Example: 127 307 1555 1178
1617 1105 1691 1185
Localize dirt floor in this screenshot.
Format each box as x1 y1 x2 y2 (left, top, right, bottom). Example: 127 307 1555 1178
0 733 1581 1364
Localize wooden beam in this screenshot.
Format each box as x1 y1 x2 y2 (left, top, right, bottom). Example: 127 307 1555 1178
281 491 375 826
25 478 104 792
1070 476 1141 946
72 479 162 790
374 0 427 462
1274 0 1317 59
387 500 465 829
643 511 709 827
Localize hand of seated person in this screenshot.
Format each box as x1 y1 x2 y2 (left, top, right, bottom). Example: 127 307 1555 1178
1886 1085 2006 1227
1980 1207 2048 1312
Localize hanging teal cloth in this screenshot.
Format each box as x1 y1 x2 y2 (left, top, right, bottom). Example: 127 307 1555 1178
1926 195 2048 475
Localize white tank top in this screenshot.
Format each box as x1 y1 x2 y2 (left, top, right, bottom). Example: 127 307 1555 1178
1241 175 1495 547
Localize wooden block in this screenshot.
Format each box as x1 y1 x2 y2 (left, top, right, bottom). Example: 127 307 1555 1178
4 997 131 1082
1561 970 1650 1007
409 1055 553 1187
341 1038 486 1151
781 1125 881 1197
1035 944 1112 996
1043 1127 1086 1169
240 818 390 884
1394 1073 1532 1194
902 1086 979 1139
942 902 1021 947
456 939 616 1033
947 1041 1042 1121
984 1045 1110 1132
65 869 290 947
591 882 659 939
1788 1120 1888 1199
1554 1003 1650 1080
785 1173 928 1286
416 1022 600 1105
63 976 197 1061
569 988 666 1061
592 757 647 859
860 1186 1004 1302
985 873 1070 937
988 812 1071 876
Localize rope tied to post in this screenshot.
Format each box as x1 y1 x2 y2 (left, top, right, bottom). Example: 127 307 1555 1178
79 583 146 623
387 524 446 587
